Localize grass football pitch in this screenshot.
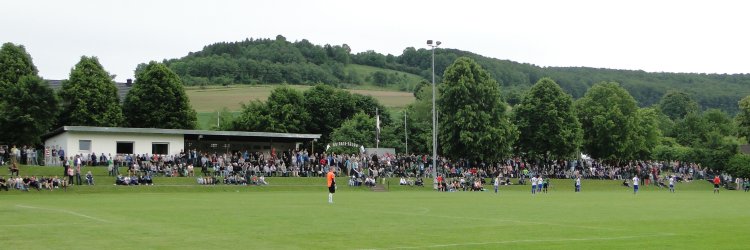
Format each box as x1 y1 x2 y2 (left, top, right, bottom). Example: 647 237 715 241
2 166 749 249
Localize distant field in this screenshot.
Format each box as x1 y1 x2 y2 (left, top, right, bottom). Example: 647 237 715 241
186 84 415 113
344 64 425 90
3 166 749 249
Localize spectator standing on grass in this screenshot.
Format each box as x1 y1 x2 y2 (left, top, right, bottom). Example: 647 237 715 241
327 166 336 204
10 145 19 164
74 155 82 185
543 177 549 193
713 175 721 194
736 177 742 191
530 175 538 195
537 175 544 194
633 175 640 195
493 175 499 194
67 159 75 185
668 175 675 193
575 176 581 192
58 148 65 165
0 146 5 165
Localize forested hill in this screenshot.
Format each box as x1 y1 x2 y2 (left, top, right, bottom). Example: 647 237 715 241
159 35 750 114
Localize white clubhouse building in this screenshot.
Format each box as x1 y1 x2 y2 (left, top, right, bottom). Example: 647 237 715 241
43 126 320 157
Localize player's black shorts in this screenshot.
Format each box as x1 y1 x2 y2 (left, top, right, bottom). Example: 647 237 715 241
714 184 719 188
328 185 336 193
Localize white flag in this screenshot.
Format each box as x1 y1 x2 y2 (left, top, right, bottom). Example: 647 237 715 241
376 115 381 133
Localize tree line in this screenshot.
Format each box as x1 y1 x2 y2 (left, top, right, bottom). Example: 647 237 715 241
0 43 198 146
163 35 750 115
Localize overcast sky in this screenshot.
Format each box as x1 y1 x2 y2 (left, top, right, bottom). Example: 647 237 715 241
2 0 748 82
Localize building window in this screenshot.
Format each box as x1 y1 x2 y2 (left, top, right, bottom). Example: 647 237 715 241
152 143 169 155
79 140 92 151
116 142 134 155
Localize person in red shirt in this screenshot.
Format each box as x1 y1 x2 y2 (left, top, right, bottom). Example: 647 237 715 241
327 167 336 203
713 175 721 194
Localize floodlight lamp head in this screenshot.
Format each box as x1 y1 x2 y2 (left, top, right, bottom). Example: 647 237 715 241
436 41 441 46
427 40 433 45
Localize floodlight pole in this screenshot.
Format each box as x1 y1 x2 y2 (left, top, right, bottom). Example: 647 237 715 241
404 111 408 155
427 40 441 178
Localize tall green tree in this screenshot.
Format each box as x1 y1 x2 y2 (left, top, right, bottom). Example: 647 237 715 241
513 78 582 161
439 57 517 162
123 62 197 129
627 107 662 160
400 87 435 154
228 101 271 132
59 56 124 127
265 86 310 133
352 94 392 126
728 154 750 178
0 43 38 89
304 84 355 143
673 110 734 148
658 91 700 120
575 82 639 162
0 43 60 145
672 112 710 147
736 95 750 142
329 112 398 154
0 76 59 145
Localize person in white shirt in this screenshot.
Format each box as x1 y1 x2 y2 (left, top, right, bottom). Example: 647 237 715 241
575 176 581 192
493 175 500 194
633 176 640 195
530 175 538 195
669 175 676 193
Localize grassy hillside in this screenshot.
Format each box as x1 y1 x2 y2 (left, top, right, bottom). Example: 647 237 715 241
187 84 415 112
163 36 750 114
187 84 415 129
342 64 425 91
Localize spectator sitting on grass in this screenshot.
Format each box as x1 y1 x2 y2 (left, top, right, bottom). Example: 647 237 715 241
473 179 484 191
8 176 16 190
399 177 407 185
115 175 125 185
258 175 268 185
143 173 153 185
365 176 375 187
86 171 94 185
415 177 424 187
0 176 7 191
131 175 140 185
52 176 61 189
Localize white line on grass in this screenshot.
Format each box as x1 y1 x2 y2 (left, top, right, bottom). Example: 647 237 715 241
0 222 90 227
16 205 110 223
363 233 677 249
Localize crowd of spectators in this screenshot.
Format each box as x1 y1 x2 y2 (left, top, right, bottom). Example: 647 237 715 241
0 175 69 191
6 143 749 192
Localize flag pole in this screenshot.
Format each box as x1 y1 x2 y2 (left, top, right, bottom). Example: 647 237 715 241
404 111 408 155
376 107 380 149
